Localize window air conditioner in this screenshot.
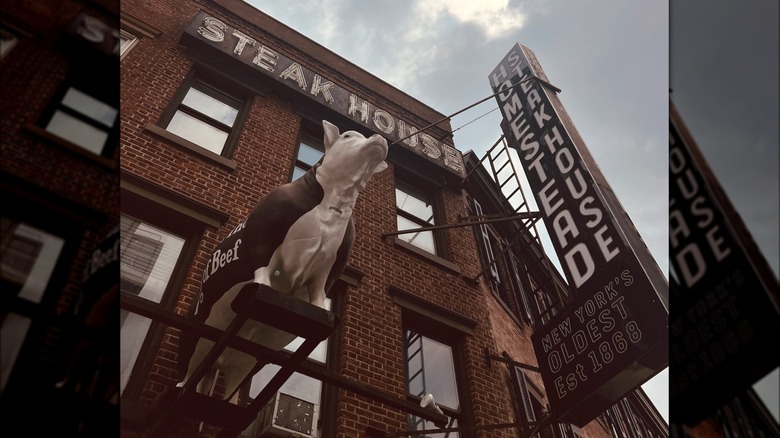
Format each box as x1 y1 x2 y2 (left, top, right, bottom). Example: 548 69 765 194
253 392 319 438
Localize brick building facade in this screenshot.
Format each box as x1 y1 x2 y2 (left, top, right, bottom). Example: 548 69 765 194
117 1 666 437
1 0 120 433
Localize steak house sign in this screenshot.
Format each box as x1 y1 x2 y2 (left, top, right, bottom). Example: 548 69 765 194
489 44 668 426
669 104 779 424
182 11 464 177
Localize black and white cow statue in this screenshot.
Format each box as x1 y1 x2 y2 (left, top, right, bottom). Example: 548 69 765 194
176 120 388 400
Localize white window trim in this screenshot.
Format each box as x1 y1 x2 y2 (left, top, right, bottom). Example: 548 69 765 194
119 28 139 61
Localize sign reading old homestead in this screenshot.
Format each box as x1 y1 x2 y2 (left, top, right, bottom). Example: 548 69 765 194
489 43 668 426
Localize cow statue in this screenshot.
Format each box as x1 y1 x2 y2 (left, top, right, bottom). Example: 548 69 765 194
176 120 388 400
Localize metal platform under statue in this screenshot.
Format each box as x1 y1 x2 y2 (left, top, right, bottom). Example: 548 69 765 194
122 282 449 437
141 283 338 438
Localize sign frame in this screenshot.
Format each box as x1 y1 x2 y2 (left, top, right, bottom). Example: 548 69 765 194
489 43 669 426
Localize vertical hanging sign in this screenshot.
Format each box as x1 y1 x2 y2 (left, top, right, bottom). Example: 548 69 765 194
669 102 779 424
489 43 669 426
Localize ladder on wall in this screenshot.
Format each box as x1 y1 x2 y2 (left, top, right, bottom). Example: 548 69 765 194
465 135 569 311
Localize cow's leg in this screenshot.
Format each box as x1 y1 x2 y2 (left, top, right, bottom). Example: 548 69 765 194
307 274 328 309
253 265 273 288
176 282 247 388
176 337 214 390
220 350 257 402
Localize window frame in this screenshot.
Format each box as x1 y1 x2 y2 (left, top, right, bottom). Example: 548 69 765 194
118 213 193 398
470 197 540 327
157 69 251 160
37 75 119 159
510 365 555 438
403 323 466 435
241 279 348 437
119 28 139 61
394 174 447 258
117 177 227 403
290 123 325 182
0 172 106 398
394 291 476 436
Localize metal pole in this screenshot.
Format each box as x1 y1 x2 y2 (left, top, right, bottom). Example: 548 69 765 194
389 75 556 147
380 212 540 238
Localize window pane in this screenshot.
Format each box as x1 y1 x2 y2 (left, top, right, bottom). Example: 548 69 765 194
182 86 238 126
120 312 152 394
292 166 306 181
119 215 185 304
1 313 31 393
46 110 108 155
406 334 460 410
396 188 434 224
0 220 65 394
298 141 323 166
0 222 65 303
62 87 117 127
397 215 436 254
119 215 186 395
167 110 229 155
119 30 138 58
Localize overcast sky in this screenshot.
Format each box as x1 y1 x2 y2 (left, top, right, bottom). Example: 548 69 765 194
670 0 779 425
245 0 671 422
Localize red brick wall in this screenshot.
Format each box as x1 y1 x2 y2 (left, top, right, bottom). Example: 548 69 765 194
1 0 120 384
118 1 595 437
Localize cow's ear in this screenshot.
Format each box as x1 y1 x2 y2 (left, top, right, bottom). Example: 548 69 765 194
374 161 388 174
322 120 339 152
358 160 389 190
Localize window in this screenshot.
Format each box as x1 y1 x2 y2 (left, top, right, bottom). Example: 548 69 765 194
292 132 324 181
395 181 441 255
244 298 332 436
404 326 466 436
243 279 347 437
1 219 66 393
511 366 553 438
42 85 118 156
471 198 537 325
509 364 584 438
160 72 249 157
119 214 186 394
119 29 139 60
119 14 162 61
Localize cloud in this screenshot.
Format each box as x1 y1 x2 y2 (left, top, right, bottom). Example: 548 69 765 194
417 0 526 39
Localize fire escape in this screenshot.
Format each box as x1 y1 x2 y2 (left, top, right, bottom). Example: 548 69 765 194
464 134 570 314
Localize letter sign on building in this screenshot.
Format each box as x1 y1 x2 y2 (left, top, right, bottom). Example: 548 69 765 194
181 11 465 178
669 103 779 424
489 43 669 426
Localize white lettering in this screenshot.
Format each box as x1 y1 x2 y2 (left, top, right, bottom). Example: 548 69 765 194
231 30 256 56
594 225 620 263
279 62 307 89
420 133 442 160
77 16 107 43
372 109 395 134
198 17 227 42
676 243 706 287
565 243 594 288
310 74 335 104
203 238 243 284
348 94 370 123
252 45 278 72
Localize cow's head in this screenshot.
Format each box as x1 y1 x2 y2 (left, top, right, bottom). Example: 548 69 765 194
319 120 388 191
